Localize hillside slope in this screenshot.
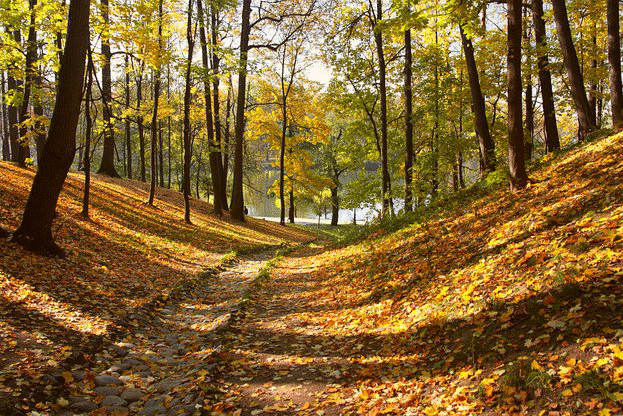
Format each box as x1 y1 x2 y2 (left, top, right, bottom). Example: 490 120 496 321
205 132 623 415
0 164 313 412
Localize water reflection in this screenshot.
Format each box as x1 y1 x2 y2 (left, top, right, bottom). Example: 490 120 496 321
243 170 380 225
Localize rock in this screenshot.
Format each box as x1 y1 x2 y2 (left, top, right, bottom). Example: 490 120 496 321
101 395 128 407
94 386 123 396
95 375 124 386
119 375 134 383
168 405 185 415
71 370 87 381
182 393 197 404
138 404 167 415
70 400 98 412
151 377 182 393
101 407 129 416
120 388 143 403
117 342 136 349
109 363 131 373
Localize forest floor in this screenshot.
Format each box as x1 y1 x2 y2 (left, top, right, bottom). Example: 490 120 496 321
1 131 622 416
0 165 313 415
201 132 623 415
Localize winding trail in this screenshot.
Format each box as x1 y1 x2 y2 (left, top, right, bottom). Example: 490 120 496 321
202 244 359 415
54 249 276 415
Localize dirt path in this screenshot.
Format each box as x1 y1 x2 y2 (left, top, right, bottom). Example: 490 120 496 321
32 249 278 415
203 245 364 415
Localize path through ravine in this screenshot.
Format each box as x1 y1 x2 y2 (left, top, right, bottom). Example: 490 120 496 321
51 249 279 416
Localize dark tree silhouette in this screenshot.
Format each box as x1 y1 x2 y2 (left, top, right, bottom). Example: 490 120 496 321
507 0 527 191
12 0 91 255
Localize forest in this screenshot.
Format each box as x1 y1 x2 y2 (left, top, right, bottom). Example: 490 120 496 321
1 0 623 414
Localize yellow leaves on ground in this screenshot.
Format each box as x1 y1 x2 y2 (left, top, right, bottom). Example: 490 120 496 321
0 162 314 410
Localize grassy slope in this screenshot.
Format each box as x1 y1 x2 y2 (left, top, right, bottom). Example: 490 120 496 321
0 164 313 407
289 133 623 414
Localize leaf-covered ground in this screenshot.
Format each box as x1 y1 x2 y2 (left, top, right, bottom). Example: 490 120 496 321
0 165 313 414
204 133 623 415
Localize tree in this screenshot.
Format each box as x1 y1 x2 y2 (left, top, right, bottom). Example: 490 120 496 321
507 0 527 191
97 0 119 177
404 27 414 212
197 0 223 215
459 24 496 175
183 0 195 224
550 0 596 138
230 0 251 221
532 0 560 152
607 0 622 129
369 0 391 217
12 0 90 255
148 0 164 206
16 0 37 168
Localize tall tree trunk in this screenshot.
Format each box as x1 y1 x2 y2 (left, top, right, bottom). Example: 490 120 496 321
373 0 391 217
404 28 414 212
125 55 132 179
82 48 93 218
167 64 171 188
198 0 223 215
183 0 195 224
330 185 339 226
507 0 527 191
211 4 228 210
459 25 496 174
532 0 560 152
7 71 19 163
550 0 596 138
524 6 533 161
1 71 10 161
230 0 251 221
17 1 37 168
223 83 232 187
148 0 163 206
97 0 119 176
589 32 598 125
431 26 439 199
196 142 202 199
33 102 45 165
288 184 294 224
12 0 90 255
158 121 163 186
607 0 623 129
137 70 146 181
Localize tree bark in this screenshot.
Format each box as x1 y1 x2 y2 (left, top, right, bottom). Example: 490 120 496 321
372 0 391 217
82 49 93 218
288 185 294 224
137 70 146 181
607 0 623 129
17 1 37 167
1 71 8 161
97 0 119 177
532 0 560 152
211 4 228 210
198 0 223 216
524 6 533 161
12 0 90 255
550 0 596 138
7 71 19 164
459 25 496 174
404 28 414 212
148 0 163 206
507 0 527 191
230 0 251 221
125 55 132 178
183 0 195 224
330 185 339 226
